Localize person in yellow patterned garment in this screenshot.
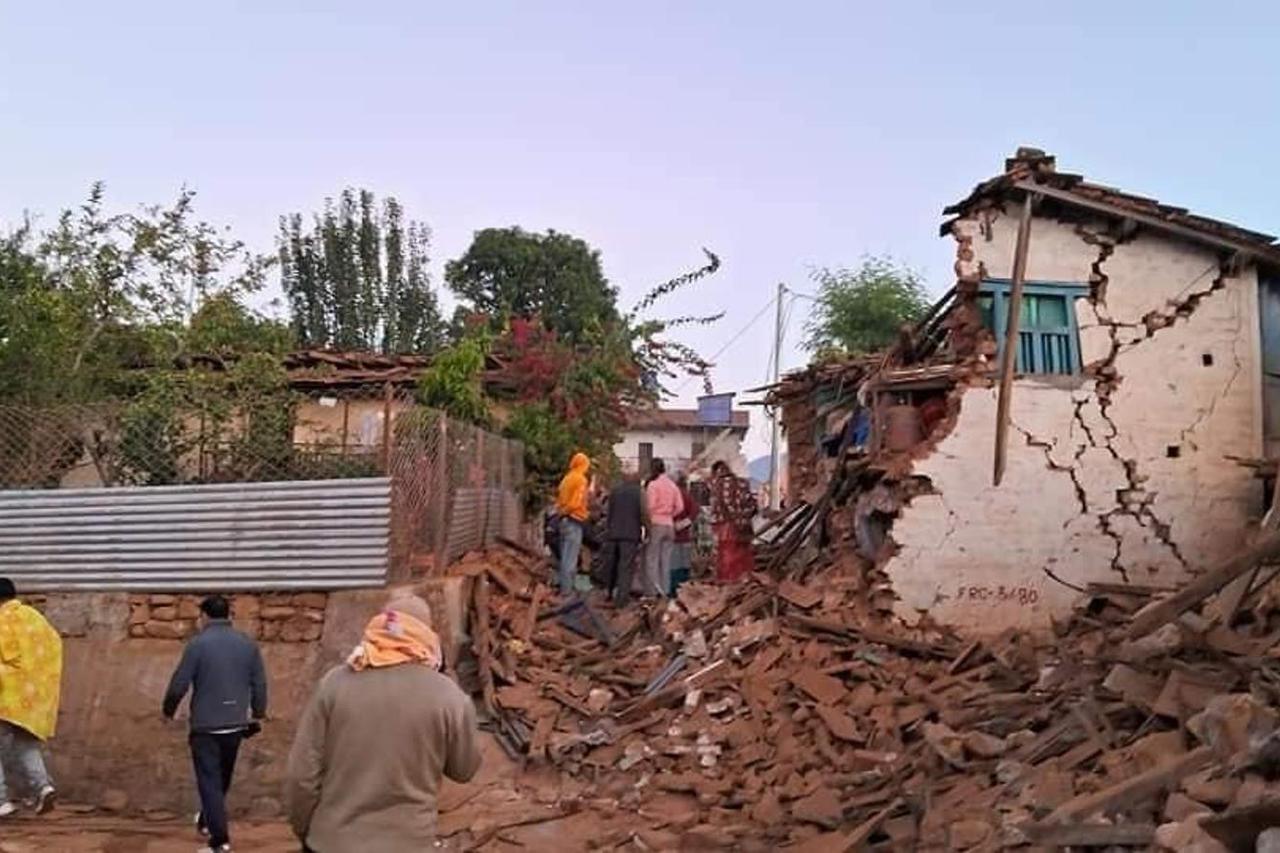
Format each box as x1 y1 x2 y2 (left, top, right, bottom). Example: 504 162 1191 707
0 578 60 818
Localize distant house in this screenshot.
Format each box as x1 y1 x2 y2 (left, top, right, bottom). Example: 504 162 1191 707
615 395 750 475
41 349 492 488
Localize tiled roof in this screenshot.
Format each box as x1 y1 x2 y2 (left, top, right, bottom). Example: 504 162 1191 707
626 407 750 431
182 348 508 389
943 148 1280 265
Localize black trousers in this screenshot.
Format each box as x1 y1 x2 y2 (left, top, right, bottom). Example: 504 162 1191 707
600 538 640 607
190 731 243 847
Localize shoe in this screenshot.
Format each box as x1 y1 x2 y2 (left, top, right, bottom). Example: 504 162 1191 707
196 846 231 853
0 801 15 818
34 785 56 815
194 810 209 837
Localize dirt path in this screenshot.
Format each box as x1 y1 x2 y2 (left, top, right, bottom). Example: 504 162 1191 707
0 740 641 853
0 811 299 853
0 806 629 853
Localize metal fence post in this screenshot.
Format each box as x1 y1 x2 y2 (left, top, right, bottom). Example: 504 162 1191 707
434 413 449 571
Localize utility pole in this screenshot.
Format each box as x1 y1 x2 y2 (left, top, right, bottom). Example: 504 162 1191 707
769 282 786 512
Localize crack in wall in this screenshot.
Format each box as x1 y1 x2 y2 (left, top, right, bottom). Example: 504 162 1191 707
1095 512 1129 583
1177 292 1246 451
1020 229 1222 579
1011 419 1088 515
1011 416 1131 581
1180 339 1243 450
884 213 1238 615
1140 263 1225 338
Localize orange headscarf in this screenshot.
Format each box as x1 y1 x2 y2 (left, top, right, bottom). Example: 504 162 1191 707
347 607 442 672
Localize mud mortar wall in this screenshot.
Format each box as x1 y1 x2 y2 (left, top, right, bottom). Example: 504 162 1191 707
889 209 1263 633
30 579 469 816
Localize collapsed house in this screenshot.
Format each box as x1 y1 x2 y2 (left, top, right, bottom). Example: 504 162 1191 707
769 148 1280 634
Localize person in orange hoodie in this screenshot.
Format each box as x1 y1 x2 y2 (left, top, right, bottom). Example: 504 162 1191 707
555 452 591 595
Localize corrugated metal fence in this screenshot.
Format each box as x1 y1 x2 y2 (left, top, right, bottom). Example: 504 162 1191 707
446 487 522 564
0 478 390 591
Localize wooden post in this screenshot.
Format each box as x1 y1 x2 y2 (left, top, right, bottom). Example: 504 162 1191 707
434 414 449 570
1219 473 1280 620
993 191 1037 486
1127 531 1280 639
1042 746 1213 823
340 397 350 454
473 574 497 715
381 382 394 473
478 430 491 546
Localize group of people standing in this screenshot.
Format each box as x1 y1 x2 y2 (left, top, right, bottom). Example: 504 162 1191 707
553 453 758 603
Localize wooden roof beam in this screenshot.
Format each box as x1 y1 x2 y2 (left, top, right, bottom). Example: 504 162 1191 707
1011 180 1280 268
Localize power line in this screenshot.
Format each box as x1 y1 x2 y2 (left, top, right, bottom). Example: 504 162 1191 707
675 294 777 394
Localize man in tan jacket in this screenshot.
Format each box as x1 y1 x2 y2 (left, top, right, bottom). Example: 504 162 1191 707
285 596 481 851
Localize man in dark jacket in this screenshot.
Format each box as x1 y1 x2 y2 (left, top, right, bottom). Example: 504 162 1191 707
600 470 648 607
162 595 267 853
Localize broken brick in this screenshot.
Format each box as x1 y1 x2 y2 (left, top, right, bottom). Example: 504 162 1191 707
790 667 846 705
813 705 863 743
790 786 843 830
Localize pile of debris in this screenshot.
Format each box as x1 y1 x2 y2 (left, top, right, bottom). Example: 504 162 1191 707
452 535 1280 851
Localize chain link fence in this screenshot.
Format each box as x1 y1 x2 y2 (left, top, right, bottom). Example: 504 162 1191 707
388 408 526 575
0 384 525 581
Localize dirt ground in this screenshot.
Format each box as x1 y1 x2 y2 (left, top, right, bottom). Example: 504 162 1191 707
0 737 640 853
0 810 624 853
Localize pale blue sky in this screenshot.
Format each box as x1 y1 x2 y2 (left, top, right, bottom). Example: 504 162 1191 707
3 1 1278 455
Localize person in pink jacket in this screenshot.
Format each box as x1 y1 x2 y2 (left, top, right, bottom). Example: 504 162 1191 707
644 459 683 596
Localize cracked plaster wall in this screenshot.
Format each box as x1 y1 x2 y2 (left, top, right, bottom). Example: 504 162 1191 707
888 209 1263 633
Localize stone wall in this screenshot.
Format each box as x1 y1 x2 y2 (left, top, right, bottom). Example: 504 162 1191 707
27 577 469 816
885 207 1264 633
125 593 328 642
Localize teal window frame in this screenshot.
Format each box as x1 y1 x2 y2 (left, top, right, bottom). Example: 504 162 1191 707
980 279 1088 375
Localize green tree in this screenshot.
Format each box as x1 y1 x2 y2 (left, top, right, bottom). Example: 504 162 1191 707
425 248 723 503
278 189 443 354
802 256 931 355
417 328 492 425
445 227 619 344
0 184 275 405
186 291 293 357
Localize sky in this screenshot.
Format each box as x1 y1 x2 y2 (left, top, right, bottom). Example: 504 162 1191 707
3 1 1279 458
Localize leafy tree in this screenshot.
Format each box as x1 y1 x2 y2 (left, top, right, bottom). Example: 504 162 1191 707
278 189 444 354
0 186 292 488
0 184 275 405
802 256 931 355
186 292 293 357
445 227 619 344
425 248 723 502
417 328 492 425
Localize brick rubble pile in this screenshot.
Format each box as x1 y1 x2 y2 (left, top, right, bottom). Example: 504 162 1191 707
456 540 1280 851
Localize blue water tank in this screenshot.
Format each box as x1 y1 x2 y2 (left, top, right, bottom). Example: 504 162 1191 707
697 393 734 426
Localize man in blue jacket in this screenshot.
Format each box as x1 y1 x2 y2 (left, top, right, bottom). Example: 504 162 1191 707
162 595 267 853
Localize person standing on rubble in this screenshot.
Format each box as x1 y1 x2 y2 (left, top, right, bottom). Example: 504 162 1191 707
0 578 60 819
600 469 648 607
644 458 683 597
555 452 592 595
162 595 268 853
671 472 699 592
285 595 481 851
710 461 757 583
